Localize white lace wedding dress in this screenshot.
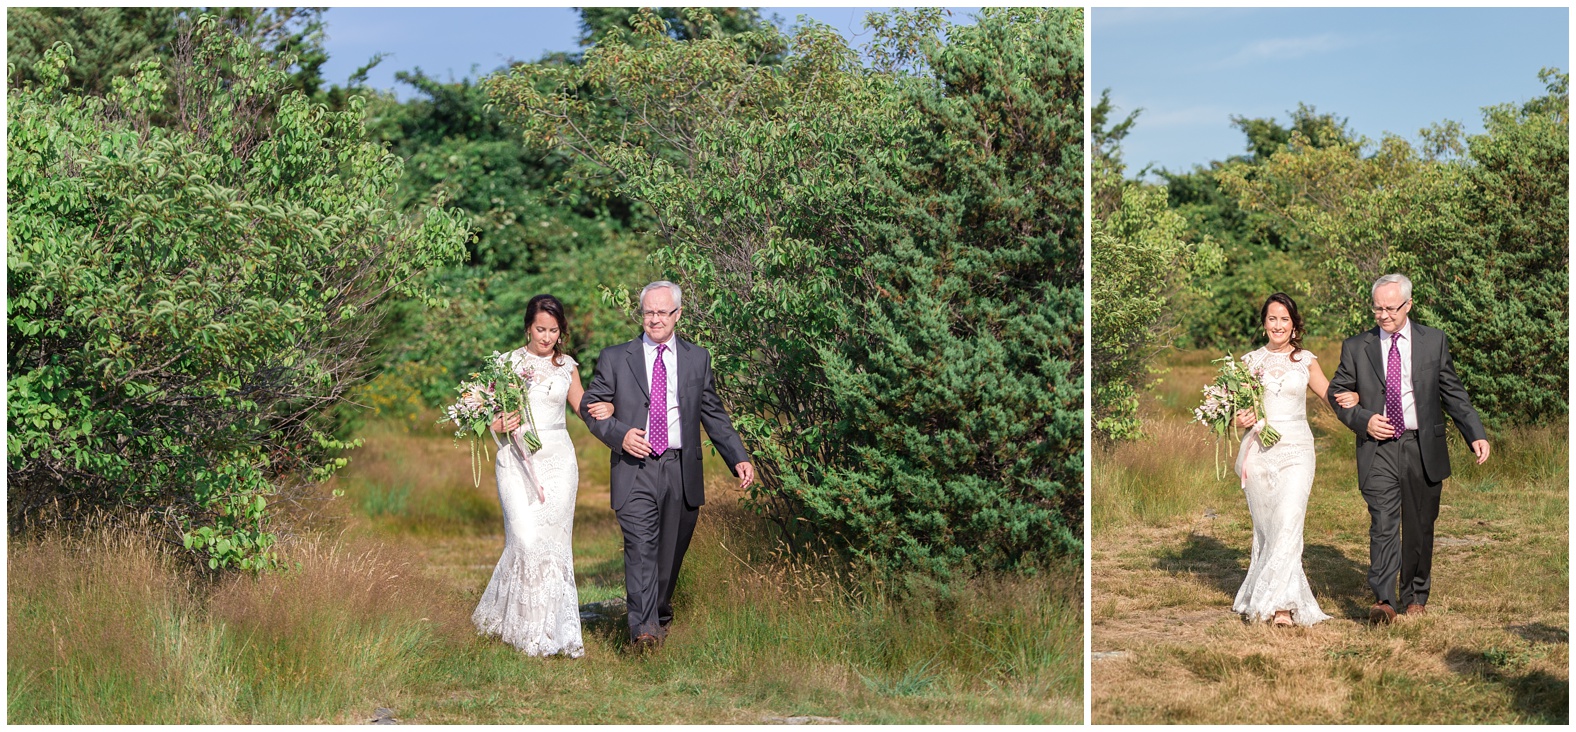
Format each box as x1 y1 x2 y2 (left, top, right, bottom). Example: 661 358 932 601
472 348 584 657
1232 348 1331 626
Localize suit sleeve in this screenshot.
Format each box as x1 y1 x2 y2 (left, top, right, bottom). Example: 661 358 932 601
1436 333 1489 444
1328 339 1377 435
579 345 636 454
696 351 751 472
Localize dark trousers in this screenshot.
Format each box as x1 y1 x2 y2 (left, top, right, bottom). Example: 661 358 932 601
615 447 698 639
1359 431 1443 608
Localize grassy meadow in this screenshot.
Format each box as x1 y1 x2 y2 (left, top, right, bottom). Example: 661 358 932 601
1092 343 1569 724
9 413 1081 724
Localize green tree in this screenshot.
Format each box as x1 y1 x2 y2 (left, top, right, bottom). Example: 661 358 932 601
1091 91 1220 440
7 19 469 569
809 6 1085 576
355 65 652 405
491 7 1083 579
1433 69 1568 425
1161 105 1355 347
1221 70 1568 427
343 9 787 413
1091 87 1140 217
7 7 329 96
577 6 775 48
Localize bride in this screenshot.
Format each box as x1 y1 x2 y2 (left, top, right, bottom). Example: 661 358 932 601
1231 292 1357 627
473 294 613 656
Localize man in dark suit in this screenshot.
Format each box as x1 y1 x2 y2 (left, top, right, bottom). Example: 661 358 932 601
578 280 754 649
1328 273 1490 625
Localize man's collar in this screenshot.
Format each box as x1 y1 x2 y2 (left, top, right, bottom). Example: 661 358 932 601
1384 319 1412 341
641 333 676 349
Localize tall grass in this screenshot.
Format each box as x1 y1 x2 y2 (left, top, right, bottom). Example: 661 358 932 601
8 521 462 723
10 411 1083 723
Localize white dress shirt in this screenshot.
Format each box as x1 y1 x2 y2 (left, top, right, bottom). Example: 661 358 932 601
641 333 682 449
1380 320 1418 430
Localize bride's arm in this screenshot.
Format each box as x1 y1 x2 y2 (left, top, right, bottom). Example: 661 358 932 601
1307 356 1331 400
567 367 586 414
1306 355 1357 410
568 367 614 421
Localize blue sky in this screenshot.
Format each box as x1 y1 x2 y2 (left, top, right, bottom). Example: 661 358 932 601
1093 7 1569 177
318 7 974 98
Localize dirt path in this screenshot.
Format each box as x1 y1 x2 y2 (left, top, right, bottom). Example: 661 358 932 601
1092 426 1569 724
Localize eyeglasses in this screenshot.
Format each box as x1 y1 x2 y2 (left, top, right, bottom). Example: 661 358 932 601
1370 299 1410 316
641 308 680 320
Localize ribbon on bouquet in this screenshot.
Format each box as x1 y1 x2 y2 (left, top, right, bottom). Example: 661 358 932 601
1234 420 1263 490
496 428 547 503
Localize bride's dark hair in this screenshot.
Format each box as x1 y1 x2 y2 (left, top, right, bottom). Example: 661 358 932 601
524 294 569 367
1260 292 1305 362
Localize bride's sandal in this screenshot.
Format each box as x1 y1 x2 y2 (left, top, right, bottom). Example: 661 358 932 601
1272 611 1294 627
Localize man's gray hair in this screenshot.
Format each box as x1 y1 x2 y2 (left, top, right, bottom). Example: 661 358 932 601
640 280 682 309
1372 273 1412 300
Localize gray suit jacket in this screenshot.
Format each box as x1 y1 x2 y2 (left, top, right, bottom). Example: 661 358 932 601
1327 321 1488 485
578 335 750 511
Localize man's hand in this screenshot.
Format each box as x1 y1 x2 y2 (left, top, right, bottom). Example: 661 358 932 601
491 411 520 434
1366 414 1396 441
622 428 652 458
1233 408 1257 430
1471 439 1490 465
736 461 755 490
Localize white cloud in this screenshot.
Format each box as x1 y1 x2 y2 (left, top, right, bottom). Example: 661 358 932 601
1093 7 1256 29
1141 105 1235 130
1213 32 1362 68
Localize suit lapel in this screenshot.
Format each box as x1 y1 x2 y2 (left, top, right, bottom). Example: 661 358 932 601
626 338 650 398
1409 322 1429 388
1365 327 1385 383
676 338 697 415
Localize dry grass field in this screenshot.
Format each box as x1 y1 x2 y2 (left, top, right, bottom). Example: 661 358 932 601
1092 345 1569 724
10 413 1081 724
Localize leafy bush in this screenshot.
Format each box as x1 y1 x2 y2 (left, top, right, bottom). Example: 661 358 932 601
1092 184 1217 441
6 19 469 568
1158 106 1354 348
1419 70 1568 426
352 62 660 403
492 7 1082 579
1090 91 1221 440
1221 70 1568 428
7 7 330 97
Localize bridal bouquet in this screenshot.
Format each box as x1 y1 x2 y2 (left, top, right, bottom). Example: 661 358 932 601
442 352 543 492
1192 353 1281 478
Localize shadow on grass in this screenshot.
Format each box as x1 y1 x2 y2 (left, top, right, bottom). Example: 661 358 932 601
1152 533 1245 598
578 598 632 651
1508 622 1570 646
1444 647 1570 723
579 554 625 589
1303 543 1369 621
1153 534 1369 621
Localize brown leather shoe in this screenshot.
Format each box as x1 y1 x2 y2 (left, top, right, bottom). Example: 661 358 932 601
631 633 660 653
1369 602 1396 625
1405 603 1427 617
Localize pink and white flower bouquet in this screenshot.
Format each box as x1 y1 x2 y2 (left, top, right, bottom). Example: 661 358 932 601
1192 353 1280 479
442 352 543 493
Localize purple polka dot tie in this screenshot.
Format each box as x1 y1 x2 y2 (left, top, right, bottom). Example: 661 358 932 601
1385 333 1406 438
649 344 669 456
